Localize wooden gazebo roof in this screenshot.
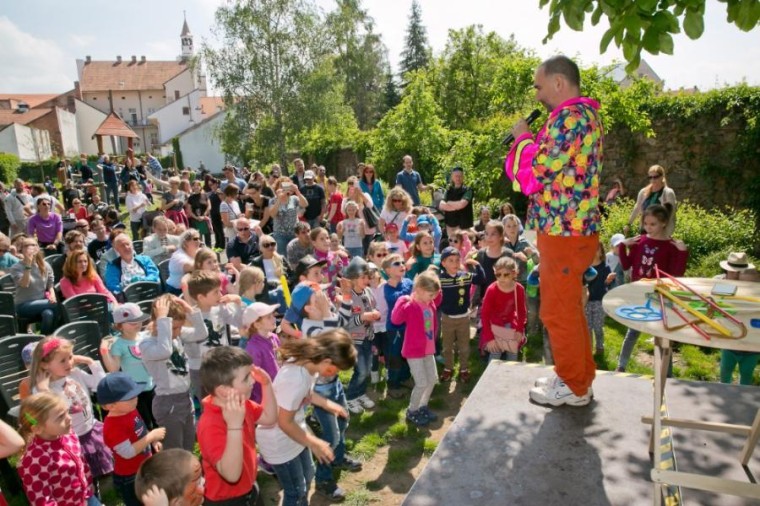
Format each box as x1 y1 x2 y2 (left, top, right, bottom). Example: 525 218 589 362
93 112 138 138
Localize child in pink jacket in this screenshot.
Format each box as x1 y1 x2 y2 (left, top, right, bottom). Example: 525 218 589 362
391 271 442 427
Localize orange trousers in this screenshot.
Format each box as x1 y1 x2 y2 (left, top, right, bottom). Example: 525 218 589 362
537 233 599 396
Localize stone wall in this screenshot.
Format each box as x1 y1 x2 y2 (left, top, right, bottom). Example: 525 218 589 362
601 113 750 209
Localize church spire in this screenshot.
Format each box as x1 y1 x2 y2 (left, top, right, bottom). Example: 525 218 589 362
180 11 194 59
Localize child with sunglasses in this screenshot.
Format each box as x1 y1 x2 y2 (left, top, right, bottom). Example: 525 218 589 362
480 256 527 362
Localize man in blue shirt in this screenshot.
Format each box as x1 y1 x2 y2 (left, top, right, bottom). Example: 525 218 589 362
394 155 427 206
220 166 247 191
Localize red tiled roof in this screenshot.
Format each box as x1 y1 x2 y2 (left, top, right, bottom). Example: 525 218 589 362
0 94 61 108
79 59 188 92
94 112 139 138
199 97 224 115
0 108 54 127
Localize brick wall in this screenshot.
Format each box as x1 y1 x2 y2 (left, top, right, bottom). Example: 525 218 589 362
601 113 751 209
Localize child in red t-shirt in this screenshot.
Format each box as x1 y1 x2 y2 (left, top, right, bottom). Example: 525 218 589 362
196 346 277 505
480 256 528 362
98 373 166 506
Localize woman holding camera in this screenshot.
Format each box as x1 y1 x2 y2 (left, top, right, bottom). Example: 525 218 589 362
266 177 307 256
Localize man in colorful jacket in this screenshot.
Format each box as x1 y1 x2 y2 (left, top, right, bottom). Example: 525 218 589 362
506 55 603 407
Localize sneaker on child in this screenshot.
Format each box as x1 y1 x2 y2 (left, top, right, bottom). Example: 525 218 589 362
418 406 437 422
316 481 346 502
529 377 592 407
333 456 362 472
346 399 364 414
406 409 429 427
356 394 375 409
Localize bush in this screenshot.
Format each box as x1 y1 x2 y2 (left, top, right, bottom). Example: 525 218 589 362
601 198 757 276
0 153 20 184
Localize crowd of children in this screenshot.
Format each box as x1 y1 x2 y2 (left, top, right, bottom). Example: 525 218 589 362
5 160 760 506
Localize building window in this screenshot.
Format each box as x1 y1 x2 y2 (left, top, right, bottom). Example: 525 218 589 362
92 97 97 101
122 96 126 100
148 96 152 99
174 90 180 100
182 107 190 116
150 133 159 147
129 108 138 125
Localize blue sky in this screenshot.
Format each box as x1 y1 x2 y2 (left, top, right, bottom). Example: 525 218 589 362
1 0 758 94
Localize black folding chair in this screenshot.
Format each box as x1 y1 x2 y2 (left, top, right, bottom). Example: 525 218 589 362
0 315 16 338
137 299 155 317
123 281 162 304
0 291 32 331
0 273 15 293
45 254 66 284
133 240 144 254
54 321 101 361
0 334 40 421
158 259 171 292
0 333 40 496
61 293 111 340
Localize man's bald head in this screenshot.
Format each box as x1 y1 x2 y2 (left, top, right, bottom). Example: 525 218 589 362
540 55 581 90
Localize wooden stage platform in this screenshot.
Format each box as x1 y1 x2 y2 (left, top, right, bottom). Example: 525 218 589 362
402 361 760 506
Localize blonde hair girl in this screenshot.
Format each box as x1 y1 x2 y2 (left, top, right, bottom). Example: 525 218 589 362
29 336 112 481
18 392 98 505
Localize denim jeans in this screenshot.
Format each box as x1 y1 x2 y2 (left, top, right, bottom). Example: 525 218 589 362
313 379 348 483
385 328 411 388
488 351 519 363
617 328 640 370
346 339 372 400
273 232 294 257
104 180 120 210
271 447 314 506
16 300 59 335
112 474 139 506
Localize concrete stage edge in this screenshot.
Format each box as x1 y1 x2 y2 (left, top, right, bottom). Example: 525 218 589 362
402 361 760 506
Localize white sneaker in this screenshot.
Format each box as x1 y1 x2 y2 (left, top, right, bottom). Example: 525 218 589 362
529 378 592 407
534 375 557 387
346 399 364 414
370 371 380 384
356 394 375 409
534 376 594 398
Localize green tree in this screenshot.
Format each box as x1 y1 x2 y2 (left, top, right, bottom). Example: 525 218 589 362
429 26 538 129
201 0 332 169
399 0 431 85
368 71 449 182
540 0 760 72
327 0 389 130
383 72 401 112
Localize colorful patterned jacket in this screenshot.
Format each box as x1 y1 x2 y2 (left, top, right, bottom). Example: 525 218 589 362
505 97 604 236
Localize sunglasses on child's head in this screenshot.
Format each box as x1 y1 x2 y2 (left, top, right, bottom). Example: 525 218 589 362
495 271 514 279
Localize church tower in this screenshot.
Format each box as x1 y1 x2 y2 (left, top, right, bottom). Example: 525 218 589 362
180 12 194 59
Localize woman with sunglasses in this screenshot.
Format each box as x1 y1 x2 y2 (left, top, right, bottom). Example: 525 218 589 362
250 234 289 290
359 163 384 210
27 196 63 255
624 164 677 237
161 177 190 228
379 187 412 234
165 230 203 295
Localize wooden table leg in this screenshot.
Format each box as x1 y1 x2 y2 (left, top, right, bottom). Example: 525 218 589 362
740 409 760 466
652 337 667 506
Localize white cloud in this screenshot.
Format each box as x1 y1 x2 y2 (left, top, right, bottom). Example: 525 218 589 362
0 16 75 93
69 34 95 47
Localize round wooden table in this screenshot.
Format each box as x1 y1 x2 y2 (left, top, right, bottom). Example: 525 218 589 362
603 278 760 504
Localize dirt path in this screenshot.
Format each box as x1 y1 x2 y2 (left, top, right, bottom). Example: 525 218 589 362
259 380 471 505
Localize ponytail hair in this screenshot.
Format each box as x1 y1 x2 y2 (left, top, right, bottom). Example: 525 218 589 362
642 203 672 225
279 328 356 371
